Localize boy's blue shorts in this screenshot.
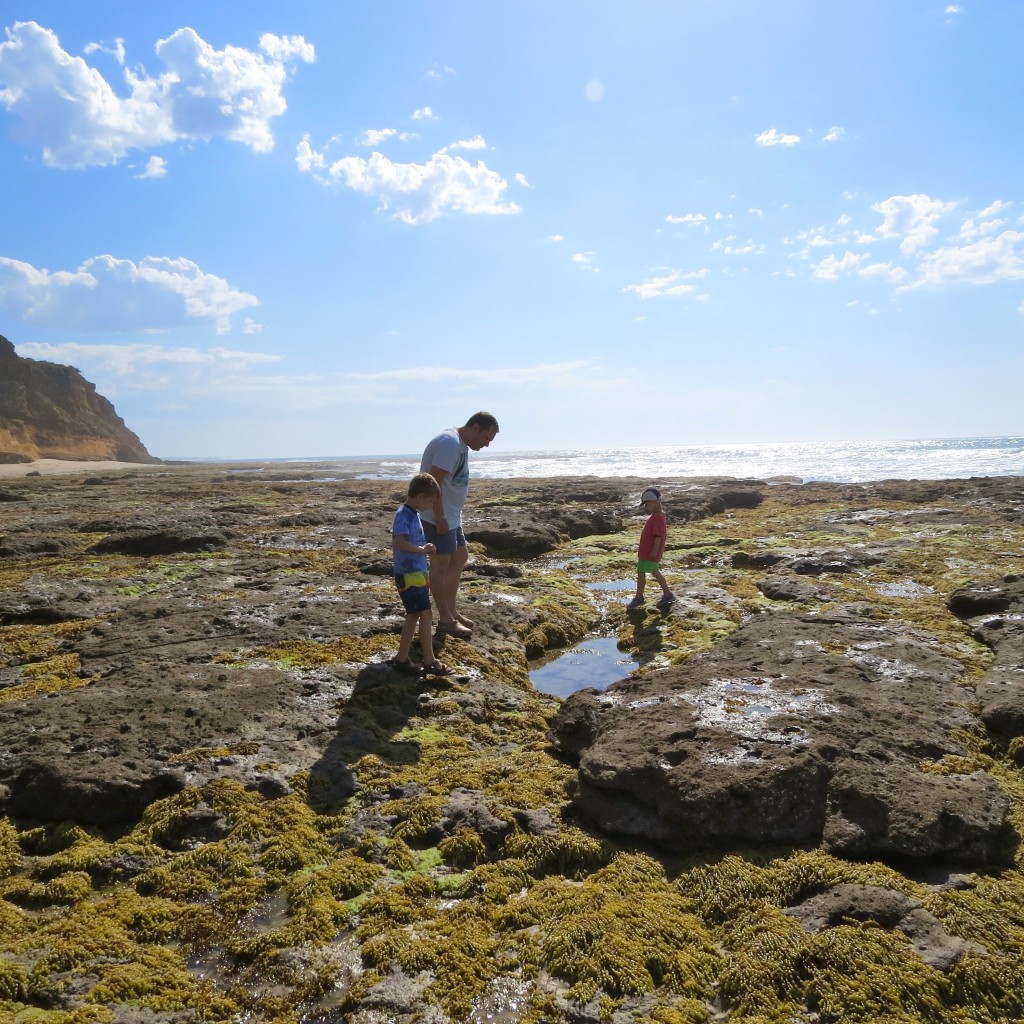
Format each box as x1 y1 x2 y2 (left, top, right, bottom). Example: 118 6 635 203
396 571 431 614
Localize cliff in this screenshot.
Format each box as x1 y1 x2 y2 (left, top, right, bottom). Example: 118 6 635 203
0 333 159 463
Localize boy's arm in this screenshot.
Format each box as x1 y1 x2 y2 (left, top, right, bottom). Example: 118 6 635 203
393 533 430 554
649 517 667 561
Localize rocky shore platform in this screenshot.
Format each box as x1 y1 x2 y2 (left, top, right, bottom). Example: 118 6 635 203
1 464 1023 1023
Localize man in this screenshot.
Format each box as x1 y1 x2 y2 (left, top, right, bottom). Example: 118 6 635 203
419 411 499 638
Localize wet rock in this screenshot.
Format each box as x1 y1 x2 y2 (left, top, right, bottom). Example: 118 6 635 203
154 801 232 850
86 527 231 556
435 788 514 848
784 883 985 971
551 611 1017 867
757 574 827 602
949 578 1024 739
513 806 559 835
731 550 786 569
0 535 70 558
782 550 886 575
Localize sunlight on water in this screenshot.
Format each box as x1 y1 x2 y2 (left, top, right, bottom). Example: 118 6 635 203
348 436 1024 484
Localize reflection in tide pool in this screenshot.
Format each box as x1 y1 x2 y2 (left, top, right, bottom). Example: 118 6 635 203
530 636 642 698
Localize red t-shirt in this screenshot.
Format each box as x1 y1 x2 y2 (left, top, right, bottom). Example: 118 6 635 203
638 511 667 561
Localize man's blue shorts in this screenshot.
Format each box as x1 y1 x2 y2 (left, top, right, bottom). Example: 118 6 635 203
395 571 431 614
422 522 466 555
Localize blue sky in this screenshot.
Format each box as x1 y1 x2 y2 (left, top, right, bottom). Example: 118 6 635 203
1 1 1021 459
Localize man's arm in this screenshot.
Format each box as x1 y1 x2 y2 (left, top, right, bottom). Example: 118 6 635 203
429 465 450 531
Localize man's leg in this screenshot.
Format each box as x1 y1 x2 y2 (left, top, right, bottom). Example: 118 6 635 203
428 551 455 623
445 543 469 625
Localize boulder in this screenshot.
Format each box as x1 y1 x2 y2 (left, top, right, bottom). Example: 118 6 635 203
551 609 1017 867
949 577 1024 739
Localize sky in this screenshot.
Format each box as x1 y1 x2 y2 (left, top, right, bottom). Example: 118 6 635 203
1 1 1022 460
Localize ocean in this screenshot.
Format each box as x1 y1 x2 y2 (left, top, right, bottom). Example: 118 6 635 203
349 436 1024 484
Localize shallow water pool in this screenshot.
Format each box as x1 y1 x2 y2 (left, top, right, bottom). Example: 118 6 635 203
529 635 643 697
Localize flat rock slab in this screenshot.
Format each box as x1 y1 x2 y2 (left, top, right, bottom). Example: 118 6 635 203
949 576 1024 739
552 608 1017 867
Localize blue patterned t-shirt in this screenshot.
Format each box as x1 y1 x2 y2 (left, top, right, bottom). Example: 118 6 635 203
392 503 429 575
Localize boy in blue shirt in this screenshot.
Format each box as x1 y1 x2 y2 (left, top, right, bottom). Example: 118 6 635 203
392 473 454 677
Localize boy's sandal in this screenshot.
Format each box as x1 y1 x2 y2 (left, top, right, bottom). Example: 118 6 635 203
424 660 455 677
656 594 677 608
390 657 426 677
626 597 645 609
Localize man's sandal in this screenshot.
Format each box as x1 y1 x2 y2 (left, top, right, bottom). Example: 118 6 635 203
438 620 472 638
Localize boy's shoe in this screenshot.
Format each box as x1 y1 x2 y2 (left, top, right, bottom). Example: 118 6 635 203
424 660 455 677
626 596 645 609
656 593 677 608
390 657 426 677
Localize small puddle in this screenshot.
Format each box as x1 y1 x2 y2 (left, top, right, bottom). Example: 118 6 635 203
586 578 635 593
530 636 643 697
875 580 933 598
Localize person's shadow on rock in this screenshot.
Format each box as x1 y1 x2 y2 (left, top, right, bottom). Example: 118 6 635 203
306 660 444 814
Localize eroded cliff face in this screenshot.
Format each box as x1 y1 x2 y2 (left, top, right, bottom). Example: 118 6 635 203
0 334 159 463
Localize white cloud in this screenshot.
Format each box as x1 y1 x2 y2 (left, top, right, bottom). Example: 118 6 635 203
810 251 864 280
622 269 705 299
15 341 282 384
295 135 325 172
755 128 800 147
360 128 397 147
448 135 488 151
585 79 605 103
903 231 1024 289
426 65 456 80
0 254 258 330
411 106 436 120
872 194 956 253
858 262 909 284
296 141 520 224
345 360 595 387
257 33 315 63
979 200 1011 218
83 37 126 64
572 252 599 273
710 236 766 256
514 172 531 188
0 21 314 169
666 213 707 229
136 155 167 179
823 126 845 142
547 234 564 242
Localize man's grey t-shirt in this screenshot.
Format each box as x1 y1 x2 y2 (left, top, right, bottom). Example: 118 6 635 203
419 428 469 528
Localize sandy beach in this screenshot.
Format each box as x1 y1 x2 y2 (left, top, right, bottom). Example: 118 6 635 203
0 458 167 478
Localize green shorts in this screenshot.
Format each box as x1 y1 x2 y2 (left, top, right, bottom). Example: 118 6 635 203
637 559 660 574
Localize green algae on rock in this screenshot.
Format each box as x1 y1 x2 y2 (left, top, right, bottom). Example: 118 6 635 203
1 468 1024 1022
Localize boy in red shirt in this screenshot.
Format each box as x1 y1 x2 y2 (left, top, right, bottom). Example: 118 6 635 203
627 487 675 609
